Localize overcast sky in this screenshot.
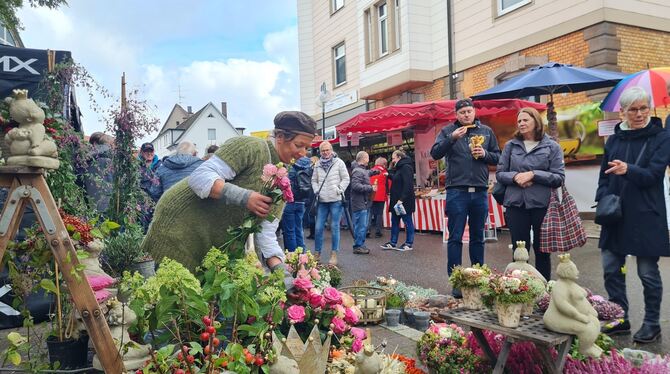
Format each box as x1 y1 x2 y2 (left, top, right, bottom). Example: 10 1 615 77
17 0 299 145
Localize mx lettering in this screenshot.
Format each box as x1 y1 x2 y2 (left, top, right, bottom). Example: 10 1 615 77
0 56 40 75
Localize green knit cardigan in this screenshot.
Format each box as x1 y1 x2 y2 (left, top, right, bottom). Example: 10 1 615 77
142 136 284 271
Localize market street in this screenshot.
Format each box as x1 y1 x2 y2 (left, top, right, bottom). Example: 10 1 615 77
302 224 670 355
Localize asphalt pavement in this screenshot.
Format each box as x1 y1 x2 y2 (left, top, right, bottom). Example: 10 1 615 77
303 224 670 355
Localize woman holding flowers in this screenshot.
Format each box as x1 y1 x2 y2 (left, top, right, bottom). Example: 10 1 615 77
142 111 316 276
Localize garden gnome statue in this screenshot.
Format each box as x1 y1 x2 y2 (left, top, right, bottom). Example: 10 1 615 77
354 344 383 374
4 89 59 169
505 242 547 283
543 254 602 358
92 299 151 372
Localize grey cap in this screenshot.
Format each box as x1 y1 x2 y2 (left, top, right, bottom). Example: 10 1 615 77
274 111 317 135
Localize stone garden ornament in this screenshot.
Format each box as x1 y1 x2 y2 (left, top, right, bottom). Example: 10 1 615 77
4 89 59 169
505 241 547 283
543 253 603 358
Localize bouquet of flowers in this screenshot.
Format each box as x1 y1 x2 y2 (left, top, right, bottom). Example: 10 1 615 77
416 323 484 373
483 271 542 307
448 264 491 290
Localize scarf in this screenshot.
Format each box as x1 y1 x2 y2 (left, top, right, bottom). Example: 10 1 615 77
319 156 334 171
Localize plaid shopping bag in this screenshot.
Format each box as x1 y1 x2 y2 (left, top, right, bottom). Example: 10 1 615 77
540 185 587 252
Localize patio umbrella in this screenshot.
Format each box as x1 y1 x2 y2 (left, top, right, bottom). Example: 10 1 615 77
600 67 670 112
472 62 627 138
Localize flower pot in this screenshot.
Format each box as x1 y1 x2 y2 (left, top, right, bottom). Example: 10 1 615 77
129 259 155 278
413 311 431 331
47 334 89 369
403 308 417 327
461 286 484 310
521 301 535 316
385 309 401 326
496 303 522 328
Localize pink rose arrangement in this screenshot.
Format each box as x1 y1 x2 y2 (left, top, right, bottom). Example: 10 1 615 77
261 162 293 203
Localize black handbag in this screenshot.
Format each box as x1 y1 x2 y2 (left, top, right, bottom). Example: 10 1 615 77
492 182 506 205
309 163 335 216
595 140 648 226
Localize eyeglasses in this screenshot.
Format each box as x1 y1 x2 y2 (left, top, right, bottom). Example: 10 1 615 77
626 106 650 114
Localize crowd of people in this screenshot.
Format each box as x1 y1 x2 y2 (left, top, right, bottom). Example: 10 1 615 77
91 87 669 345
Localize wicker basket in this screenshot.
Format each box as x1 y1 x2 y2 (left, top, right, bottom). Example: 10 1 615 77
339 286 387 324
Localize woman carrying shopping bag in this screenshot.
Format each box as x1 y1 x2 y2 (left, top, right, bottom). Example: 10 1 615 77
495 107 565 280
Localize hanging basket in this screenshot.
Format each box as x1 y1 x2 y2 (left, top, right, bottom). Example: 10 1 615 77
461 286 483 310
339 286 387 324
496 303 522 328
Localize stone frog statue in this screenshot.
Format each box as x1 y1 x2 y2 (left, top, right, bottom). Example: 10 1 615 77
4 89 59 169
543 253 602 358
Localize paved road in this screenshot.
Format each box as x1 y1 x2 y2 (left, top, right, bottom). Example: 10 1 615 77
303 226 670 354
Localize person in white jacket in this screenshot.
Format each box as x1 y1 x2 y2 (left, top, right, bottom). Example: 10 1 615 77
311 141 350 265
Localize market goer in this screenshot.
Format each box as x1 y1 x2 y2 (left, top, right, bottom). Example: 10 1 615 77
430 98 501 298
142 111 317 279
596 87 670 343
381 149 416 252
350 151 378 255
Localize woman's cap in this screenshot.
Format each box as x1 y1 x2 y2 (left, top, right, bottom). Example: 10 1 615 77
274 111 317 135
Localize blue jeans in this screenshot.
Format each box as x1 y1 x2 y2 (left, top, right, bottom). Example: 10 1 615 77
315 201 343 253
281 202 305 252
352 209 369 248
390 213 414 246
445 189 488 275
602 249 662 327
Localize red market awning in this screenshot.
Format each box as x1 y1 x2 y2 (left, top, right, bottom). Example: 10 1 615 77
335 99 547 135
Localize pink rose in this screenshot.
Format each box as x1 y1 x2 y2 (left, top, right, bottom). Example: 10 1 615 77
277 176 291 189
298 254 309 265
262 164 278 182
297 268 309 279
323 287 342 305
331 316 347 334
350 327 366 341
344 307 359 325
294 276 314 291
333 304 346 318
276 167 288 179
351 338 363 353
287 305 306 323
309 267 321 280
283 187 294 203
309 291 325 309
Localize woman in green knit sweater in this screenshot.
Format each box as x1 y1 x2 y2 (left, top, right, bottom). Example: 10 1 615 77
141 111 316 276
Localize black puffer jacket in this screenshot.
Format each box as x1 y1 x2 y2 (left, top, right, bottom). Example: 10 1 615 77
596 117 670 257
388 156 415 215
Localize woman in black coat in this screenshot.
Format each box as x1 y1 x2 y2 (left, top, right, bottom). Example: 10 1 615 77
596 87 670 343
381 150 416 251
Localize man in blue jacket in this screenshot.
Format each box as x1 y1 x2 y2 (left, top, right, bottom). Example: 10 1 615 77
156 141 204 199
430 99 501 298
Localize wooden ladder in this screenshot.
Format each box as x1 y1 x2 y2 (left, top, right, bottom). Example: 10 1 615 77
0 166 124 373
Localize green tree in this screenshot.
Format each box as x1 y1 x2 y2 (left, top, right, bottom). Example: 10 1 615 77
0 0 68 31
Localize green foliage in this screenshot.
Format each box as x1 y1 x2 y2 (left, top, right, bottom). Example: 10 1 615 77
448 264 491 290
386 293 405 308
569 333 616 361
320 264 343 288
101 223 147 277
0 0 68 31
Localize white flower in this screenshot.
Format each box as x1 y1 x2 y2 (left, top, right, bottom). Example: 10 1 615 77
438 327 452 339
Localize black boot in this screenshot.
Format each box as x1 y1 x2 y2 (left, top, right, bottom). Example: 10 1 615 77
633 324 661 343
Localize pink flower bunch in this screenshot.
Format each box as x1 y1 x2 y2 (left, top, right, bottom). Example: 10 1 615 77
261 163 293 203
350 327 367 353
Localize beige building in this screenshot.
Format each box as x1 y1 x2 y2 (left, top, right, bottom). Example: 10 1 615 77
298 0 670 129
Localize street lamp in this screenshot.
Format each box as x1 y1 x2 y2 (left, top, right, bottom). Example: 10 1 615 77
317 82 330 139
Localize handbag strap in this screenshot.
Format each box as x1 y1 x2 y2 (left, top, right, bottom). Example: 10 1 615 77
315 161 335 196
616 139 649 194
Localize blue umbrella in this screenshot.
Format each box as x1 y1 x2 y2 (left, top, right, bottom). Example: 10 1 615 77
472 62 627 137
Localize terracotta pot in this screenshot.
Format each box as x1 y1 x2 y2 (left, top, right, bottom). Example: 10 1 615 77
462 286 483 310
496 303 522 328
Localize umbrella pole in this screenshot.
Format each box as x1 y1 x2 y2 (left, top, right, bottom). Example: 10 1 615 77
547 93 559 141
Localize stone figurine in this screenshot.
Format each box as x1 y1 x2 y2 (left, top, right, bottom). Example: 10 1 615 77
543 254 602 358
92 299 151 372
354 344 383 374
505 242 547 283
4 89 59 169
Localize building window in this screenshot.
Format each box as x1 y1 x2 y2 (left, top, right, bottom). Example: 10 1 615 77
378 2 388 56
394 0 400 50
331 0 344 13
208 129 216 140
0 26 16 46
497 0 531 16
333 42 346 86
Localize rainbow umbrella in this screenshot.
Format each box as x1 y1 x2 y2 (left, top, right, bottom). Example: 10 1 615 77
600 67 670 112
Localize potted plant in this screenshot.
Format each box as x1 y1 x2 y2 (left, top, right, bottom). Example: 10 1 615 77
416 323 485 373
483 272 542 328
102 223 153 278
449 264 491 310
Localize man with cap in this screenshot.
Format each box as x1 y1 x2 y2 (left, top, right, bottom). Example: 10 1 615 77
142 111 317 291
138 142 162 202
430 99 500 298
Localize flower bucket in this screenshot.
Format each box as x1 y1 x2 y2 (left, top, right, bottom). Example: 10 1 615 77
521 301 535 316
496 303 522 328
47 334 89 369
413 311 431 331
385 309 401 326
403 308 417 328
461 286 483 310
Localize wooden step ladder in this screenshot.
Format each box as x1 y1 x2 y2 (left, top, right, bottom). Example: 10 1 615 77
0 166 124 373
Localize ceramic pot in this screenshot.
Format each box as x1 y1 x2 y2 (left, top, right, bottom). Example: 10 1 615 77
521 301 535 316
385 309 401 327
130 259 156 278
403 308 417 327
462 286 484 310
496 303 522 328
413 311 431 331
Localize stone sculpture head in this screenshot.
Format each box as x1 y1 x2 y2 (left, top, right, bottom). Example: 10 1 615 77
555 253 579 280
8 89 45 125
512 242 530 262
